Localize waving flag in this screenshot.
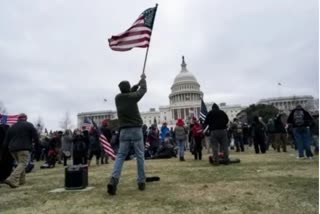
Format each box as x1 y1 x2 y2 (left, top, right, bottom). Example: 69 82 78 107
82 117 93 131
0 114 19 126
199 99 208 123
108 6 158 51
91 118 116 160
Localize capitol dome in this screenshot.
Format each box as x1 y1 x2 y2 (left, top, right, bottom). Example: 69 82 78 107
169 56 203 107
172 56 199 85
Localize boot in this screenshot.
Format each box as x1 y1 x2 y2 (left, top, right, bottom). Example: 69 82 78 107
107 177 119 195
4 179 18 188
138 182 146 191
180 157 185 161
19 175 26 185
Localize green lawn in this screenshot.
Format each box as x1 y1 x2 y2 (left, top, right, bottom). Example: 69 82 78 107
0 148 318 214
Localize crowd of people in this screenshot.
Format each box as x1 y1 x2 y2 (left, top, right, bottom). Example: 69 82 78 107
0 73 318 195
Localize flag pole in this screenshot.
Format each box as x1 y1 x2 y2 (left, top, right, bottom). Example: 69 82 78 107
142 3 158 75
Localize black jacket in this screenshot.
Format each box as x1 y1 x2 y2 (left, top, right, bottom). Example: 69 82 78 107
204 104 229 131
274 114 286 133
101 126 112 142
4 120 39 152
287 108 313 128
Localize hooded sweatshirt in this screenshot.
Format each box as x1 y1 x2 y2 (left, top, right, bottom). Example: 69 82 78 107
115 79 147 129
174 120 187 141
204 103 229 131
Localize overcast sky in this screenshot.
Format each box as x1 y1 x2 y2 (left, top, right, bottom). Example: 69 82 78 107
0 0 318 130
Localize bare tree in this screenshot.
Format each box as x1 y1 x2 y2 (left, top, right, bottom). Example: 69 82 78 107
60 112 72 130
34 116 45 134
0 101 7 114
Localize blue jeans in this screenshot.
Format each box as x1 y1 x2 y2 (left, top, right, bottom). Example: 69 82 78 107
111 127 145 183
176 139 185 157
293 127 313 157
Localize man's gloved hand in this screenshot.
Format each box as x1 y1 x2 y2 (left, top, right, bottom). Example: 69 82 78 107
141 73 146 80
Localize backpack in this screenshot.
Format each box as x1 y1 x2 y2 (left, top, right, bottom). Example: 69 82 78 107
293 110 305 126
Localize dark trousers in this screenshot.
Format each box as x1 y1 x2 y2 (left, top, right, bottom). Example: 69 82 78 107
101 151 109 164
88 150 101 164
274 133 287 152
194 136 203 160
63 155 68 166
234 135 244 152
210 130 229 163
254 137 266 154
73 156 86 165
73 151 87 165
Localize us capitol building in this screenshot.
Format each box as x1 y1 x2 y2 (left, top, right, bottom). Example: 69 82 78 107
77 56 318 128
77 56 244 127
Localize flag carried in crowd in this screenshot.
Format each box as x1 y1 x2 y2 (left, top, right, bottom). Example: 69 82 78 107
199 98 208 123
108 5 158 51
0 114 19 126
82 117 93 131
91 118 116 160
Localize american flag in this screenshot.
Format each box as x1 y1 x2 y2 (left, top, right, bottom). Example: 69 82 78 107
199 98 208 122
99 134 116 160
82 117 93 131
0 114 19 126
108 6 157 51
91 118 116 160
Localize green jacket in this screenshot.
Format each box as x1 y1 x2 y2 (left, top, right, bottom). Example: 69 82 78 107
115 79 147 129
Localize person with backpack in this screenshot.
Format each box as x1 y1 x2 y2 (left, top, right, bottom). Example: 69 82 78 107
174 119 188 161
287 105 314 159
191 118 204 160
251 116 267 154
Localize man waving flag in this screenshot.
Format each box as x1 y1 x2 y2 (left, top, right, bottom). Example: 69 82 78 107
108 5 158 51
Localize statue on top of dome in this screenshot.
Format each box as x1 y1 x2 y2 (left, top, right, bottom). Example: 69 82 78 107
181 56 187 70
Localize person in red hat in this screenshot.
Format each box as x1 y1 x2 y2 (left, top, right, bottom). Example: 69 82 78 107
174 119 187 161
192 118 204 160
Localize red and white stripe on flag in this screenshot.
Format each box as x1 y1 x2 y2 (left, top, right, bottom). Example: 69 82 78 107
0 114 19 126
99 134 116 160
108 13 152 51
